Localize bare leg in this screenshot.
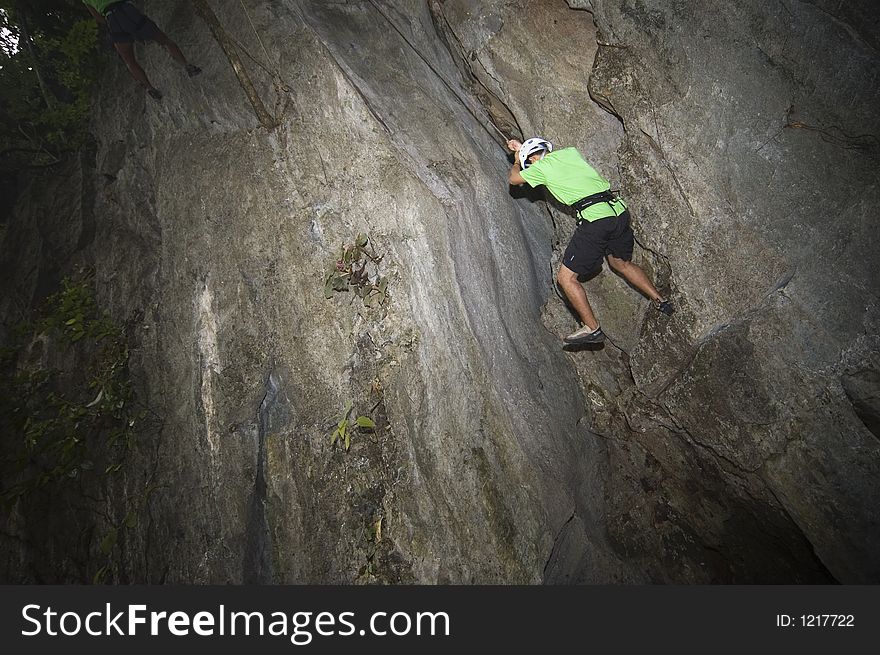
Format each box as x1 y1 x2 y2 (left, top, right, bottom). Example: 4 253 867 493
114 42 155 89
153 29 188 66
557 264 600 331
607 255 664 302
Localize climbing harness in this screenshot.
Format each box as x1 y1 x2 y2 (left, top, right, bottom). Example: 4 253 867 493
364 0 513 145
570 190 619 221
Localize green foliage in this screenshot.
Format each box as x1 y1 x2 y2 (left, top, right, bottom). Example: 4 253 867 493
91 503 147 584
0 275 139 504
0 2 101 170
36 19 99 148
329 401 375 451
99 526 118 555
92 485 155 584
324 233 390 308
358 516 383 581
40 275 111 341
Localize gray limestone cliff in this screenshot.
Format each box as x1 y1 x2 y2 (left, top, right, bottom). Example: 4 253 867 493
1 0 877 583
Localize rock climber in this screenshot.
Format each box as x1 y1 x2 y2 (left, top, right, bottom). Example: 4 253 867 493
507 137 673 345
83 1 201 101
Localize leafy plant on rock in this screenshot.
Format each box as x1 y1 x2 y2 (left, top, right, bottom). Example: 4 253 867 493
324 233 390 308
0 275 140 503
358 516 384 581
329 401 375 451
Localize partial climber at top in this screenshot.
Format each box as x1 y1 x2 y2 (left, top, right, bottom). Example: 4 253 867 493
82 1 202 101
507 138 673 346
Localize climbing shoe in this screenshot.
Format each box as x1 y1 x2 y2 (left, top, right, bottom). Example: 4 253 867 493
147 88 163 101
655 298 674 316
186 64 202 78
564 325 605 345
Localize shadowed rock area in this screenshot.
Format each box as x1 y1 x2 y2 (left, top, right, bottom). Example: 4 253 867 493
0 0 877 583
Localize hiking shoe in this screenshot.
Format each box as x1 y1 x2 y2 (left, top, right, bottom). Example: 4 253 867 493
564 325 605 344
655 298 674 316
147 88 163 101
186 64 202 78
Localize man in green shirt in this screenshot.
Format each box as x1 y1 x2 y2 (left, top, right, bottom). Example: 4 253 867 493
83 1 201 101
508 137 672 345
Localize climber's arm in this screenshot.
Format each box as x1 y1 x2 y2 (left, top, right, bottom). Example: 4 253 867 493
509 160 526 186
507 139 526 185
84 3 106 25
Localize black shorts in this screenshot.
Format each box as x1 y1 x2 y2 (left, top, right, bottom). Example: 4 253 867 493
562 209 634 276
105 2 161 44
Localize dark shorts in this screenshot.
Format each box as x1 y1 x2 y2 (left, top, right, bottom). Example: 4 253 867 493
105 2 161 44
562 209 634 276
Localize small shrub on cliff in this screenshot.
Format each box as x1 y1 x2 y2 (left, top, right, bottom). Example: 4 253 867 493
0 275 140 503
329 401 375 451
324 233 390 308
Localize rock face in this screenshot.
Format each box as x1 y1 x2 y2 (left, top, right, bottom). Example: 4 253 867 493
1 0 877 583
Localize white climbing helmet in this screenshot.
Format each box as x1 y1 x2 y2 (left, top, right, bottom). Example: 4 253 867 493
519 137 553 169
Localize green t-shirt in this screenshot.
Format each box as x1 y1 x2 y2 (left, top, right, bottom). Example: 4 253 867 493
520 147 626 221
83 0 121 15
